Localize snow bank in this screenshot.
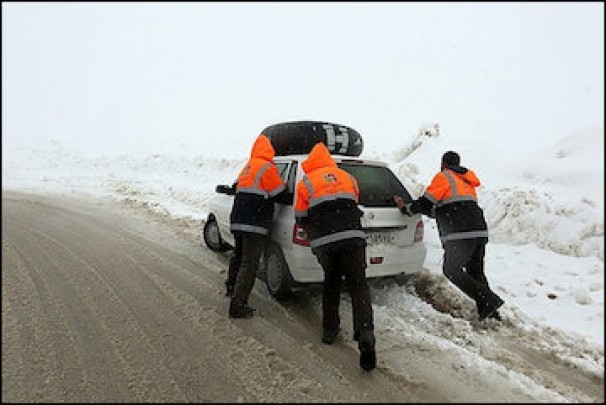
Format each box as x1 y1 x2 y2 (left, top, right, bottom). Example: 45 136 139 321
390 126 604 261
482 187 603 260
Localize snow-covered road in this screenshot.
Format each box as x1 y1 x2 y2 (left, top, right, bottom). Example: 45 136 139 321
3 191 602 402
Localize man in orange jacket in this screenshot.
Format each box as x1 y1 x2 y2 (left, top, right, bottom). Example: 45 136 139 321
394 151 504 321
295 142 376 371
227 134 287 318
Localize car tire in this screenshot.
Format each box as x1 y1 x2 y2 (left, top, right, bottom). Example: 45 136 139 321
262 121 363 157
394 273 415 286
203 215 231 252
264 242 294 301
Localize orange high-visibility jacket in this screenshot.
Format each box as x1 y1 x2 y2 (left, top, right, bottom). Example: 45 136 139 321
295 143 365 249
423 168 479 204
230 134 286 235
412 166 488 244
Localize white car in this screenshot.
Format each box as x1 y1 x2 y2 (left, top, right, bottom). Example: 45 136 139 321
203 154 427 300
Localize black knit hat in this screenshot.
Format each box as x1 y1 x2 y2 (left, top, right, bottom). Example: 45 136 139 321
442 151 460 166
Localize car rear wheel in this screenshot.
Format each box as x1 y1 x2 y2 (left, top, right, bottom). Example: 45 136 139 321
394 273 415 286
264 242 293 301
203 215 231 252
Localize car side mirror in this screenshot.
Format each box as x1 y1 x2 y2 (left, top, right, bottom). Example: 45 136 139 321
216 184 235 195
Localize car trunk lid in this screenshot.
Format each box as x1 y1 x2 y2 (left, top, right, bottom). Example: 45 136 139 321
359 206 420 247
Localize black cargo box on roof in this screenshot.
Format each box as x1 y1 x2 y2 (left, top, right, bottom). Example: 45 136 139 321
262 121 363 157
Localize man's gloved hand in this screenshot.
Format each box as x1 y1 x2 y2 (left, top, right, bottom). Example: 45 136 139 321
401 202 413 216
393 195 413 216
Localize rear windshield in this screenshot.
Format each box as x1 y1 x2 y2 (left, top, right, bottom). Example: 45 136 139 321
338 163 412 207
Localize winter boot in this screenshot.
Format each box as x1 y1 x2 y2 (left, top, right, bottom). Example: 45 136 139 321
229 297 255 318
478 296 504 321
322 328 340 344
358 330 376 371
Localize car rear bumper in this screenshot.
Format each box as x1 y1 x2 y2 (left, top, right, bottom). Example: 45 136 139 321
366 242 427 278
282 242 427 284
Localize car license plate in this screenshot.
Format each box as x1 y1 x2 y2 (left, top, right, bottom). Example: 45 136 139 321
366 232 395 245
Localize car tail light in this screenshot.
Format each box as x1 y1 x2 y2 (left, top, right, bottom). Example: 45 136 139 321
293 223 310 246
414 220 424 242
370 257 383 264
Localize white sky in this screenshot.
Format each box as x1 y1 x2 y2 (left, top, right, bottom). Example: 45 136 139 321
2 2 604 158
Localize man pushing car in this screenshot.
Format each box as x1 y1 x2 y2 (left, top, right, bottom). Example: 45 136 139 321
227 134 287 318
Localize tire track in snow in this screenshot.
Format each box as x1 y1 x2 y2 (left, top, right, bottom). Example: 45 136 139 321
2 210 187 402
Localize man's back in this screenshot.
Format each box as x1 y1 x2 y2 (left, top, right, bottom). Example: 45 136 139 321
295 142 377 371
295 143 366 251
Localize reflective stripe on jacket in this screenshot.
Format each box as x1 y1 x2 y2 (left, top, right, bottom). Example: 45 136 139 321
413 166 488 244
230 134 286 235
295 143 366 250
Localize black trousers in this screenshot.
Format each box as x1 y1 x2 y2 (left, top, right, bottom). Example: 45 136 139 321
226 234 243 289
442 238 501 306
315 243 374 334
229 233 267 302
